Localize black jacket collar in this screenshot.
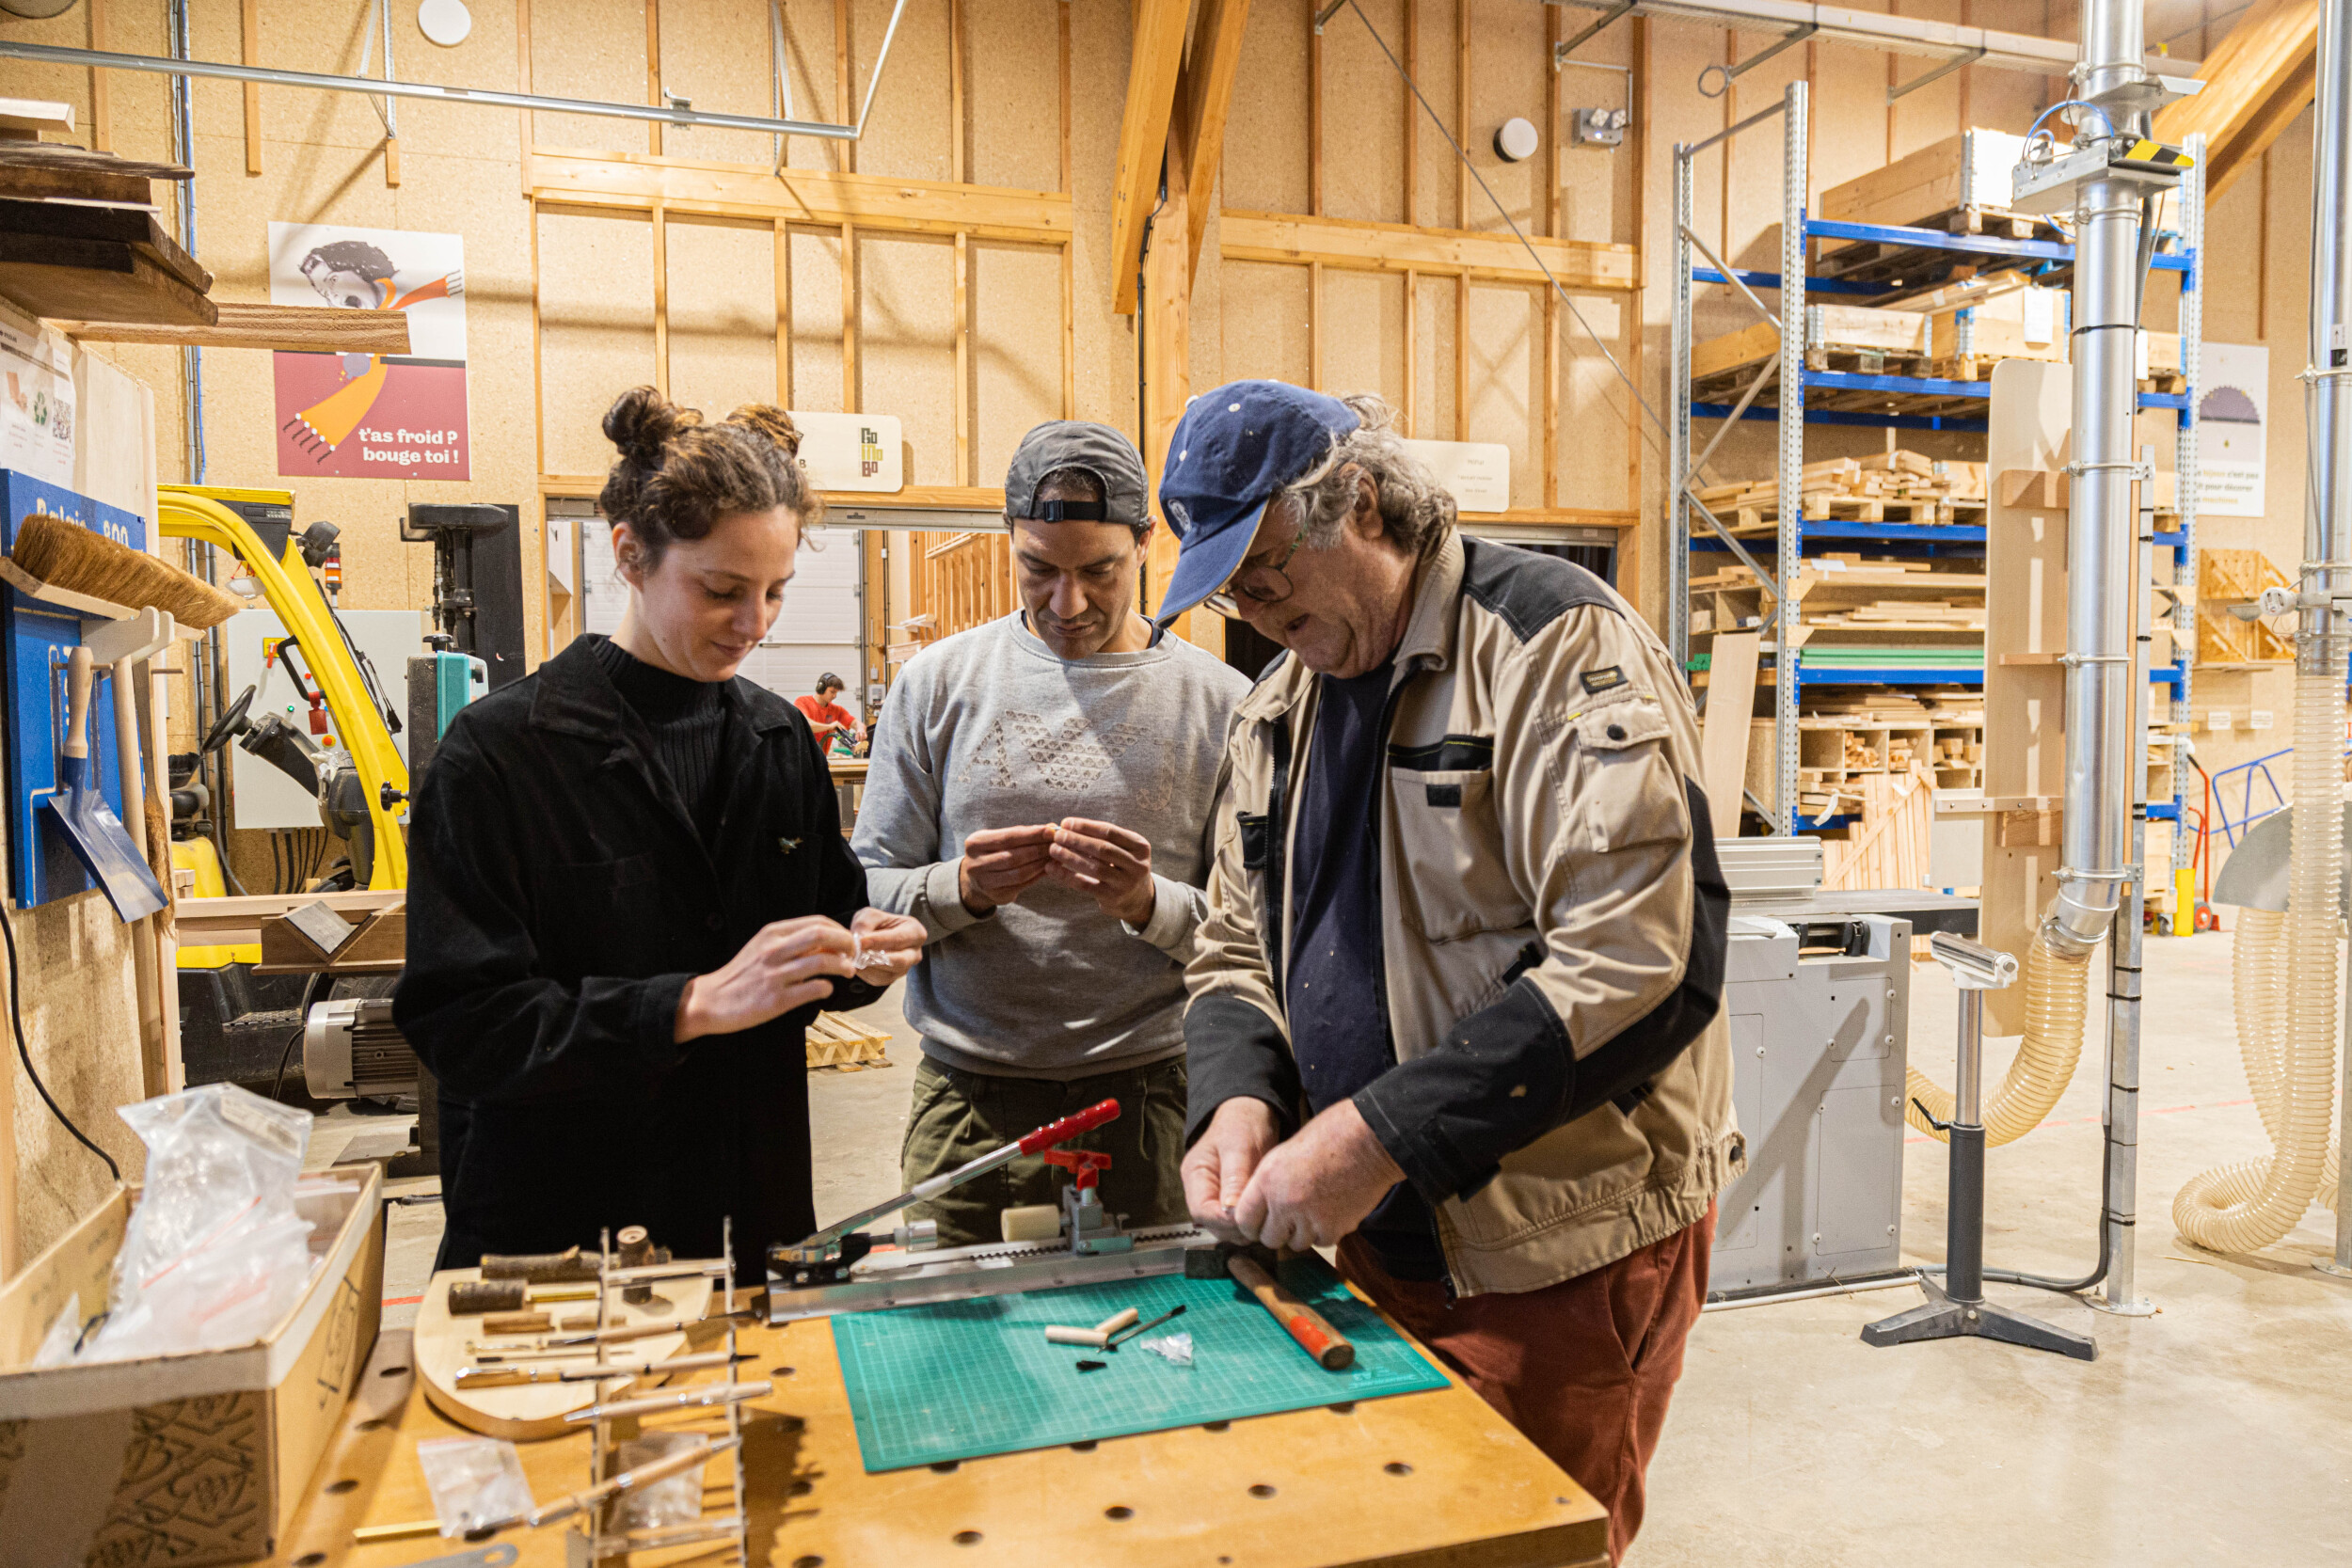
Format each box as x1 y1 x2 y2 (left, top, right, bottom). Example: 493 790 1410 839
530 635 796 742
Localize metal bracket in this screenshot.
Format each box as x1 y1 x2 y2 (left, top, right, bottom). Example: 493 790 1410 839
1889 46 1986 104
1313 0 1350 33
1698 24 1817 99
1554 0 1636 67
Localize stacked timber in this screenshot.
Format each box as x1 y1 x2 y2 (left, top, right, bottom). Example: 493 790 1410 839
1695 451 1988 531
0 99 212 326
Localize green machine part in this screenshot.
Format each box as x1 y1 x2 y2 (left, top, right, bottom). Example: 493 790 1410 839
433 650 487 736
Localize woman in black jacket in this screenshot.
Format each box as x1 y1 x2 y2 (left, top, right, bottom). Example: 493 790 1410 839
394 388 923 1277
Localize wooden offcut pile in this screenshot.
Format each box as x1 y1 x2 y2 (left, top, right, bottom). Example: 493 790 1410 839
806 1012 892 1071
1698 451 1989 528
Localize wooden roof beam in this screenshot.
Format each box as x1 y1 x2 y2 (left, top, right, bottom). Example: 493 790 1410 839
1109 0 1192 315
1180 0 1252 284
2154 0 2319 205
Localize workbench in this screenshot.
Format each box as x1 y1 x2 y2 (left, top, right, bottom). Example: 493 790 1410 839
270 1293 1610 1567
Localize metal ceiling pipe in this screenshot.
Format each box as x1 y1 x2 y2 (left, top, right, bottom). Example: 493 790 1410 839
2047 0 2147 954
0 6 915 143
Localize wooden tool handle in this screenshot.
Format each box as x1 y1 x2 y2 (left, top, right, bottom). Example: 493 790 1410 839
1227 1254 1357 1370
63 645 93 760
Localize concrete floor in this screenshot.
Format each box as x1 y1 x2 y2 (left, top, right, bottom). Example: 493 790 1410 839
340 931 2352 1565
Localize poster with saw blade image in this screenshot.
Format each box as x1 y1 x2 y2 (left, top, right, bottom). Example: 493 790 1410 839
270 221 469 480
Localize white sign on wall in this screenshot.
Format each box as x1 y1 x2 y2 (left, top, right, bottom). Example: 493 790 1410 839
0 320 73 485
2199 342 2267 518
790 410 905 493
1402 438 1512 512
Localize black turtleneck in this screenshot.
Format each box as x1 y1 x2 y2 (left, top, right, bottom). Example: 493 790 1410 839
590 636 733 842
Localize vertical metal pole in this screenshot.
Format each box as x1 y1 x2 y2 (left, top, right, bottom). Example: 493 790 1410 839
2097 444 2155 1315
2311 0 2352 1281
1776 80 1807 835
1947 987 1987 1304
1671 146 1694 669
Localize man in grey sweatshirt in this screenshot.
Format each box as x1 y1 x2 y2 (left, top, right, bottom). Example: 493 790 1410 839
853 422 1251 1246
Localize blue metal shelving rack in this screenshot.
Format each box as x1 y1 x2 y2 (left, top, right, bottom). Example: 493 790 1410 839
1669 80 2201 863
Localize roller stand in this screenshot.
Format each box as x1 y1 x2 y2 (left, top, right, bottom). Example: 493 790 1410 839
1864 934 2098 1362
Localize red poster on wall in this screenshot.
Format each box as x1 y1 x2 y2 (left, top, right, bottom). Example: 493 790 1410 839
269 222 469 480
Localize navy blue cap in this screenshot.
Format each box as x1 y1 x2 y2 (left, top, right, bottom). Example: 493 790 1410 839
1155 380 1359 626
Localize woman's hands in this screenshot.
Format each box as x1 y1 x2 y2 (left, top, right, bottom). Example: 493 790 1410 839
675 911 925 1042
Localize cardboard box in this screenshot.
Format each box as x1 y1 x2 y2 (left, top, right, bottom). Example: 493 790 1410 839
1820 127 2032 231
0 1164 383 1566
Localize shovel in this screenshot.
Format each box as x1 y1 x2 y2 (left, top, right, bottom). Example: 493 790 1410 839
44 644 167 922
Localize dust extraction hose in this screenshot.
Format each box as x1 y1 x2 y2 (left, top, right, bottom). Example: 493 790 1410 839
2175 662 2346 1252
1904 930 2094 1146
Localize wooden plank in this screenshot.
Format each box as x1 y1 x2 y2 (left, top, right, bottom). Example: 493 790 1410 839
1701 630 1762 831
645 0 663 157
176 890 405 945
2155 0 2320 204
774 218 791 404
87 0 110 154
241 0 262 176
1181 0 1252 280
841 219 858 410
1109 0 1192 316
530 150 1073 241
55 303 409 353
1217 210 1638 289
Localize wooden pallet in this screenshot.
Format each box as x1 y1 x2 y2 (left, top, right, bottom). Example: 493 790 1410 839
806 1011 892 1070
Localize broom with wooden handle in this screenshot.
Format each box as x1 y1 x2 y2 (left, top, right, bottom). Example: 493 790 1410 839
10 511 243 627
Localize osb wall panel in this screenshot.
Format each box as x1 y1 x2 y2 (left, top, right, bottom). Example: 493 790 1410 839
970 244 1067 483
1222 261 1313 388
788 228 849 412
1323 0 1408 227
1066 0 1140 438
1466 281 1542 510
538 208 658 475
666 216 780 417
659 0 786 170
1461 0 1548 238
1560 293 1633 511
530 0 654 153
778 2 850 175
857 234 956 483
1321 269 1406 408
1410 273 1459 439
968 0 1062 193
1224 0 1312 215
850 0 954 183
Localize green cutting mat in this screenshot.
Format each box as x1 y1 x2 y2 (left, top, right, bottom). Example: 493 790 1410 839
831 1255 1450 1472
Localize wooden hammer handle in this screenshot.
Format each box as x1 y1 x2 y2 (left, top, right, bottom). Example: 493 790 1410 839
1227 1254 1356 1370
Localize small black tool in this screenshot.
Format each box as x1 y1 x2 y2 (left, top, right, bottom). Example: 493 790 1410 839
1105 1302 1187 1348
1074 1359 1106 1372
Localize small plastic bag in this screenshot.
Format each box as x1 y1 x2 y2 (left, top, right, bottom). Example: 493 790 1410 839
1139 1331 1194 1367
32 1292 82 1368
418 1435 535 1537
614 1430 710 1531
80 1083 316 1361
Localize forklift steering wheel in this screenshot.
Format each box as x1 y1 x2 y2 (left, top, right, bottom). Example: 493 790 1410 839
202 684 258 755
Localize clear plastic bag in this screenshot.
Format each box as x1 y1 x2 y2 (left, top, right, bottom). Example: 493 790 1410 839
32 1292 82 1367
614 1430 710 1531
417 1435 535 1536
79 1084 318 1361
1139 1331 1194 1367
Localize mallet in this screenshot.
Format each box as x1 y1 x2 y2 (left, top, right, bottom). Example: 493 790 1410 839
1185 1243 1356 1370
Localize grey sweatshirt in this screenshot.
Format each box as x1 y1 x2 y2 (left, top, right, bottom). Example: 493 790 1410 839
853 612 1251 1079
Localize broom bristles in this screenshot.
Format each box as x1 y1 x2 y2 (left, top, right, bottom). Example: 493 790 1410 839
10 511 245 629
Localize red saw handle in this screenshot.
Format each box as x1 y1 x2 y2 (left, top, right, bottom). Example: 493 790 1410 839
1019 1098 1120 1153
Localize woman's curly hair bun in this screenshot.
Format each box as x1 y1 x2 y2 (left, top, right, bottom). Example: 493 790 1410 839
598 387 821 569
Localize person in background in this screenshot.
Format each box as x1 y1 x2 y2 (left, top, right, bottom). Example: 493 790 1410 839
796 673 866 757
396 386 926 1277
1162 382 1738 1565
853 421 1251 1247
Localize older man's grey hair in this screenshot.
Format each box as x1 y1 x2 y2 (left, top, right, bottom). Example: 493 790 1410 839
1281 394 1456 557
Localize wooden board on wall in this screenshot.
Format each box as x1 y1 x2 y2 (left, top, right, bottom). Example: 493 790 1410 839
1320 268 1407 407
858 232 958 484
1222 260 1313 388
969 242 1067 484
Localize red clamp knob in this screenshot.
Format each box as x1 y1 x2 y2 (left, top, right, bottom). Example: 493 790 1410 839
1042 1148 1113 1191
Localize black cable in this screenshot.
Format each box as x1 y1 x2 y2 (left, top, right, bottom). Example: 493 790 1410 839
1 904 120 1181
269 832 283 896
269 973 331 1104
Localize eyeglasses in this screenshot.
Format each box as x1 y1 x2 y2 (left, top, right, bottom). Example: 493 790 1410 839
1202 527 1308 618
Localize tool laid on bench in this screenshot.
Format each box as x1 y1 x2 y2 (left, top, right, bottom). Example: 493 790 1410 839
766 1098 1216 1322
1185 1242 1358 1370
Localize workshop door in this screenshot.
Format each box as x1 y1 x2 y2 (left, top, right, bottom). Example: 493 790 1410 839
578 517 863 706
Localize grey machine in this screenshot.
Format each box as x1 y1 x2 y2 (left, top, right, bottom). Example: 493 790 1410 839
1704 838 1975 1299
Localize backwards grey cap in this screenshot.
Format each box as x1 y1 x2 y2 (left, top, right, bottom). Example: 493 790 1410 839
1004 420 1152 527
